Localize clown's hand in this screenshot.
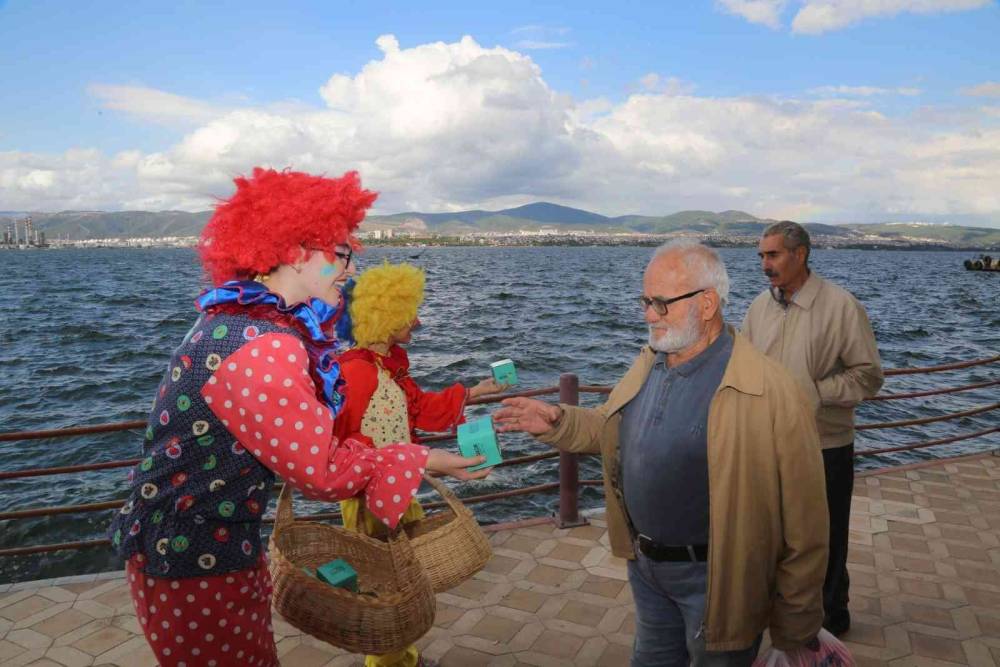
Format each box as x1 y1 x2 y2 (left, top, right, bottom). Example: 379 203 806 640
426 448 492 480
469 378 507 399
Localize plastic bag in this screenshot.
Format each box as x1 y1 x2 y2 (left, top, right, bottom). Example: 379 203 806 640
753 629 854 667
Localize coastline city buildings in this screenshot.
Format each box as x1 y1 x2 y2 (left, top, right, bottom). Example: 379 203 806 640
1 217 48 249
1 216 996 251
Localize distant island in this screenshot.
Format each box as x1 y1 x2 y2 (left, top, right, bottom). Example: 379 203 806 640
2 203 998 250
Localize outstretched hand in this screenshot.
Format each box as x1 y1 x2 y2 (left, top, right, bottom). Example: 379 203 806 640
468 378 508 399
493 397 563 435
425 448 492 480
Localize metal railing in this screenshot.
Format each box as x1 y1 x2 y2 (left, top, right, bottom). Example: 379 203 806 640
1 355 997 558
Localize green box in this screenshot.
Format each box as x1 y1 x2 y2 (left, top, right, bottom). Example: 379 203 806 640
457 416 503 472
490 359 518 386
315 558 358 592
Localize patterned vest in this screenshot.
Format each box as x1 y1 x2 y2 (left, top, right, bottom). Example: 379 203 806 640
108 311 313 577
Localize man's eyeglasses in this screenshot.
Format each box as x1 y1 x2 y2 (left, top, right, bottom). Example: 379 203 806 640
638 288 705 316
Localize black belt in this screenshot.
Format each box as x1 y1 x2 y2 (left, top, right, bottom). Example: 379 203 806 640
637 535 708 562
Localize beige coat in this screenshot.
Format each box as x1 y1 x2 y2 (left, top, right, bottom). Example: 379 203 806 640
741 272 884 449
538 330 828 651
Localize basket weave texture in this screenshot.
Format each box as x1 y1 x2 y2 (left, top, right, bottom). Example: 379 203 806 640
401 475 493 592
267 484 435 655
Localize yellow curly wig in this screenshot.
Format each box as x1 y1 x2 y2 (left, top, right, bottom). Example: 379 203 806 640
350 262 426 348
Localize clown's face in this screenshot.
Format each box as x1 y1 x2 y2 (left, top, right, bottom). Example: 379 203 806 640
299 243 356 306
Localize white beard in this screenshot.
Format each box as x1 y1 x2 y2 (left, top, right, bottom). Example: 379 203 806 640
648 307 702 353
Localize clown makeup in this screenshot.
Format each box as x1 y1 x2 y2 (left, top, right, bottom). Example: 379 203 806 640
316 245 355 278
294 244 358 306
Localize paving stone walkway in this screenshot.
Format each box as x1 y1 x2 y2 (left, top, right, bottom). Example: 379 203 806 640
1 452 998 666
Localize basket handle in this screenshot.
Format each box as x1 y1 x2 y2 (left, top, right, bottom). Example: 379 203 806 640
273 483 296 534
421 474 468 515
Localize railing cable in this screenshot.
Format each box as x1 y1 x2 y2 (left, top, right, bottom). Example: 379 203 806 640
882 355 999 376
855 425 1000 457
855 402 999 430
864 378 999 401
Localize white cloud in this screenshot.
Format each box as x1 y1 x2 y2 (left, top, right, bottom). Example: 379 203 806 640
637 73 695 95
961 81 1000 97
716 0 788 28
5 34 1000 225
791 0 992 34
810 85 923 96
509 25 572 50
513 40 573 50
87 84 229 126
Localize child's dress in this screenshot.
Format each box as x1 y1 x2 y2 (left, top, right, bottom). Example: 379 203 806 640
333 344 467 667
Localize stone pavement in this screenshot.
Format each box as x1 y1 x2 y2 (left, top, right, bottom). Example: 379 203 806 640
1 451 998 666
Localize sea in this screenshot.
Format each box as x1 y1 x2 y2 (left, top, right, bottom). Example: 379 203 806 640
1 246 997 583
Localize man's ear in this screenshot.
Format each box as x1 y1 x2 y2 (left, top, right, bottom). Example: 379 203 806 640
795 245 808 265
291 246 309 273
703 289 720 321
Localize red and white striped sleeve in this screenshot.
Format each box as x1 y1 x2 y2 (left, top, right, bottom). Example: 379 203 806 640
200 332 428 527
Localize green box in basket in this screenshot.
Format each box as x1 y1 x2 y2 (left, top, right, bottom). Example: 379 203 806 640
490 359 518 386
457 416 503 472
315 558 358 592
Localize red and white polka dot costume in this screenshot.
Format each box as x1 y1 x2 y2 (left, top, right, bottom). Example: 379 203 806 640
203 332 429 524
127 554 277 667
110 167 404 666
115 320 429 667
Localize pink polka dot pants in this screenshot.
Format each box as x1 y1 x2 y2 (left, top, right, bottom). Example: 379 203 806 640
127 555 279 667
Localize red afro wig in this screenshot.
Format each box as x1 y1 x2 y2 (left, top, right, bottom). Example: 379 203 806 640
198 167 377 285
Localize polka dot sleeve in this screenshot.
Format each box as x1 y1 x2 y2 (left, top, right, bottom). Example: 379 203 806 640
200 332 428 527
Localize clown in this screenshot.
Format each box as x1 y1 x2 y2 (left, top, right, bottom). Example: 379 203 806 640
334 261 504 667
108 169 489 667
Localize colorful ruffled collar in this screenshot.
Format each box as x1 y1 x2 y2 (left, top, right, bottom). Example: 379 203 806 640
194 280 353 416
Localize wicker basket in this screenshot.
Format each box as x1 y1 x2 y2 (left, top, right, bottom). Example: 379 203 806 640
378 475 493 593
267 484 435 655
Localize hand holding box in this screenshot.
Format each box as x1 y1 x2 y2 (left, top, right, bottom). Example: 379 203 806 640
457 416 503 472
490 359 518 386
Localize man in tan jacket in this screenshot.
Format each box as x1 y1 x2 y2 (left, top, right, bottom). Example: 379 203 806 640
495 241 828 667
742 221 884 637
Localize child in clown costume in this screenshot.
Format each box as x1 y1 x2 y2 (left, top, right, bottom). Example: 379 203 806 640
333 262 504 667
108 169 489 667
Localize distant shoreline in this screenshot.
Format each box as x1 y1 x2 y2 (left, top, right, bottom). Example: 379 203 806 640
3 240 997 252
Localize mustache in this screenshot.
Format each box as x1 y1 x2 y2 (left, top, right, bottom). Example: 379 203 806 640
764 269 778 278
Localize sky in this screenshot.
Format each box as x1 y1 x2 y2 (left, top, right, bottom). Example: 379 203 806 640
1 0 999 226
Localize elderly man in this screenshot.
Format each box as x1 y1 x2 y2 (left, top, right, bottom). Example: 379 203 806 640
494 241 828 667
742 221 883 637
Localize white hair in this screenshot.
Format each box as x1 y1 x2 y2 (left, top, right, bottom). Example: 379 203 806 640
649 240 730 307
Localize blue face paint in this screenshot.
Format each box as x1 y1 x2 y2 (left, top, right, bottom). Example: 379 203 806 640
320 263 337 277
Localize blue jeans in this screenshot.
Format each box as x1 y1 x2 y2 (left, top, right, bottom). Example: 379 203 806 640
628 554 761 667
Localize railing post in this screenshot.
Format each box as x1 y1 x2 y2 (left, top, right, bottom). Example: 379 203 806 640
557 373 588 528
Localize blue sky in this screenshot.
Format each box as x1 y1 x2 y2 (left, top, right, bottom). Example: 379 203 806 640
2 0 999 225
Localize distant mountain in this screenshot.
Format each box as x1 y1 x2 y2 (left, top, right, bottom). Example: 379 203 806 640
842 222 1000 244
369 201 611 231
21 210 209 240
13 204 1000 247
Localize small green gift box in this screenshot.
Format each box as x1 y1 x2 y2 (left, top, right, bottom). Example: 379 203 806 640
314 558 358 592
490 359 518 386
457 416 503 472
